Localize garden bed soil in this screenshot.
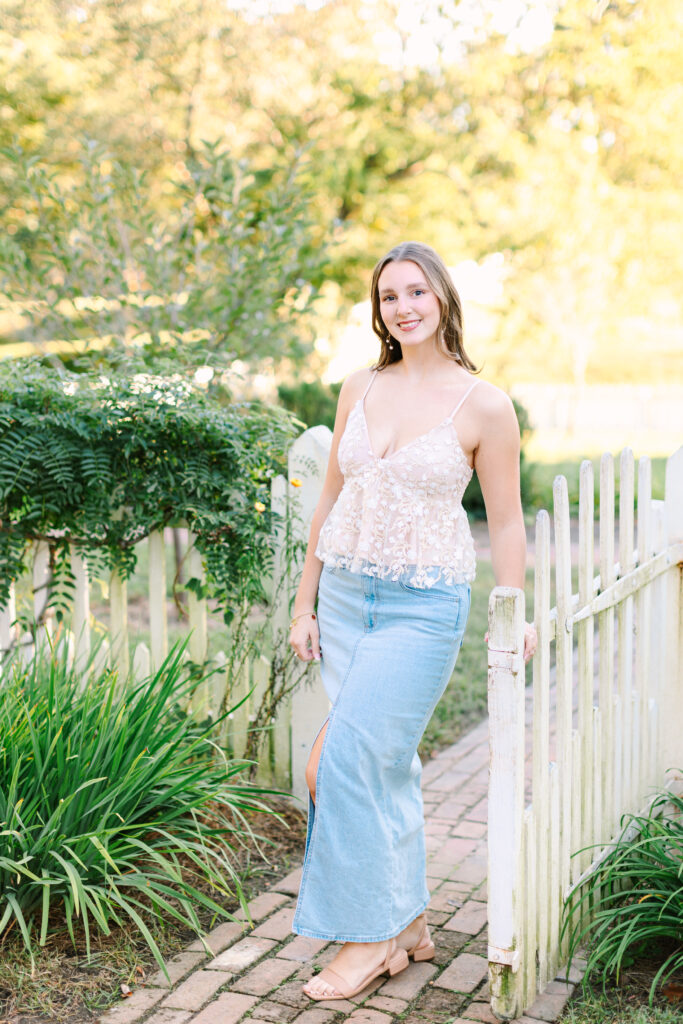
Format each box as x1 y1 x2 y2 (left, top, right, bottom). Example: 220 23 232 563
0 799 307 1024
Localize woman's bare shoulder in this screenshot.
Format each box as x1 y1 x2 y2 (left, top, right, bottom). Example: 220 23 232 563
337 367 375 406
471 377 515 413
469 378 518 435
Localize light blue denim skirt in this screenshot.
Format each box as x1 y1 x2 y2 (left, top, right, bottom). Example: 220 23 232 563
292 563 470 942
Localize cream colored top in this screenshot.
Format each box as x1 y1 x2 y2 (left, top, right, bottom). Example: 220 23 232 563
316 372 478 588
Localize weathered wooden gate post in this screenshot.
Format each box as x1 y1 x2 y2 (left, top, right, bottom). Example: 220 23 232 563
487 586 526 1020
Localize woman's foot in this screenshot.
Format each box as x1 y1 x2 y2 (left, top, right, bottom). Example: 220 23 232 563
396 913 435 961
302 938 407 1000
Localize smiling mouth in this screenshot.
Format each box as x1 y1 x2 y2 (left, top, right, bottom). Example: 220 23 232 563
398 320 421 331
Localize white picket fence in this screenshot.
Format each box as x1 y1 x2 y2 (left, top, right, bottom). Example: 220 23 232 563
487 445 683 1018
0 426 333 804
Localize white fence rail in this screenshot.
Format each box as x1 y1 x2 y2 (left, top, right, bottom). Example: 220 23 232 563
487 445 683 1019
0 427 334 804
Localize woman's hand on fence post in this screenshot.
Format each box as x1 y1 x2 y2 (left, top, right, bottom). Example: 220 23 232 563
289 616 321 662
485 622 537 663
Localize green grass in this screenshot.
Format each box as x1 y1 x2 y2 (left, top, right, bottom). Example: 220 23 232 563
420 561 534 758
529 456 666 514
560 992 683 1023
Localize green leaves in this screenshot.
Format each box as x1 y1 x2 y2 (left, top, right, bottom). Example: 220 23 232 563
0 360 299 619
563 785 683 1001
1 138 327 373
0 646 272 965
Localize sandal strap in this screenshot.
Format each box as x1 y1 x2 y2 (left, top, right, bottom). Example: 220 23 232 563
316 966 351 998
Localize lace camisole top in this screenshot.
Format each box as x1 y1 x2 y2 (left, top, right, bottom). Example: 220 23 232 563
315 372 478 589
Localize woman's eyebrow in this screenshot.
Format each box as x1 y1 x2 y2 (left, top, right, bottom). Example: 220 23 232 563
379 282 428 295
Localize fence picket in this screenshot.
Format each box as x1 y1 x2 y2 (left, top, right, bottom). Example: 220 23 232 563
635 458 653 794
488 445 682 1017
523 807 537 1008
133 641 150 680
552 475 573 949
598 454 616 839
532 510 551 989
109 568 129 682
71 547 90 673
0 582 17 654
617 449 635 808
577 460 594 875
487 587 526 1018
148 528 168 670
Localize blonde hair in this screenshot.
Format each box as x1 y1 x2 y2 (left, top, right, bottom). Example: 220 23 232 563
370 241 478 372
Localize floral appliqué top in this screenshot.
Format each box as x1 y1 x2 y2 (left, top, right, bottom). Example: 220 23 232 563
316 376 477 589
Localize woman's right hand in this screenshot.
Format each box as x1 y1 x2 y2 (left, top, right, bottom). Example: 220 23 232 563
289 615 321 662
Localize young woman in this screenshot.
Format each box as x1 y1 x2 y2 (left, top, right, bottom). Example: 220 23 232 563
288 241 536 1002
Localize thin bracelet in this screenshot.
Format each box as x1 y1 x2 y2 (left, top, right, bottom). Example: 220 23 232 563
289 611 317 630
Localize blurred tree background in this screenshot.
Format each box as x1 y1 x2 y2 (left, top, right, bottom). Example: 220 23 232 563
1 0 681 390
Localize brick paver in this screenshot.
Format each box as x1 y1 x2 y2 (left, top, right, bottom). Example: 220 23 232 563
147 952 206 989
191 992 258 1023
208 936 277 972
253 905 296 940
230 956 298 996
144 1010 192 1024
345 1010 393 1023
444 899 488 935
100 707 581 1024
433 951 489 993
162 970 232 1011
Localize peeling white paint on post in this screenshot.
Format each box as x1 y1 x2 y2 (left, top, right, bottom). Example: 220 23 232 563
487 586 525 1020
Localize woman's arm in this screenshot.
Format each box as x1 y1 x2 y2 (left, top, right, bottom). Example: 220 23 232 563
473 389 526 589
473 387 536 661
289 370 371 661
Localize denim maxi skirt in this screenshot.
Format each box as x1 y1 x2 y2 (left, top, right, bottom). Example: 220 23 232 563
292 563 471 942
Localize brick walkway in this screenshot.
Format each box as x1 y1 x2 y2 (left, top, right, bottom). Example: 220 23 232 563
98 719 578 1024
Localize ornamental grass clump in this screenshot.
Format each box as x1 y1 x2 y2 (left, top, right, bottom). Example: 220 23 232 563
0 646 273 970
563 785 683 1000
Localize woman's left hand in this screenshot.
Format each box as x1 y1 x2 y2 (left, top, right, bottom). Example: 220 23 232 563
484 622 538 663
523 622 537 663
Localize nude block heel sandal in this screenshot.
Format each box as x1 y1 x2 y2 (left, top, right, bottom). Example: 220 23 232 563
304 938 409 1001
407 915 436 962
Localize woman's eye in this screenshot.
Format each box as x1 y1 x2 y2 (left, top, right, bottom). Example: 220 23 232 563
413 289 424 296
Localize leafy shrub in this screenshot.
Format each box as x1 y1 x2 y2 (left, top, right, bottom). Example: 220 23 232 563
0 360 300 620
563 785 683 1000
0 645 273 968
0 139 327 372
277 378 342 431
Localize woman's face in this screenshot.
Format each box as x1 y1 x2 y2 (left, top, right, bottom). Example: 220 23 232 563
377 260 442 351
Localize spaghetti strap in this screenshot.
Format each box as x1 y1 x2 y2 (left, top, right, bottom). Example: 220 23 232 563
361 370 379 402
447 380 478 421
